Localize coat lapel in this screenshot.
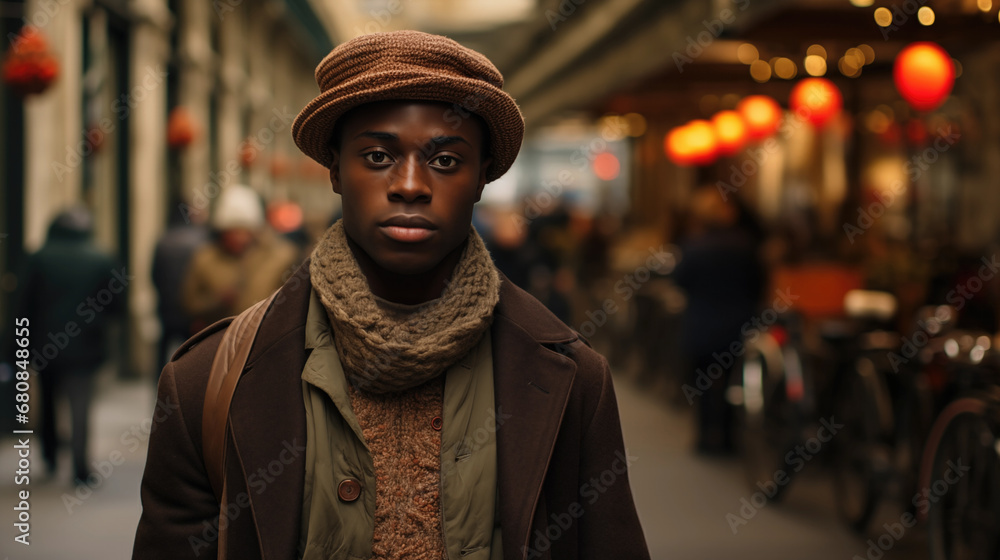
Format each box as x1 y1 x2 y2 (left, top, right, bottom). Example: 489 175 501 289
229 261 312 560
492 278 580 558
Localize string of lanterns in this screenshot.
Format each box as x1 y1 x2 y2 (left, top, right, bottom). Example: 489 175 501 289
665 41 956 167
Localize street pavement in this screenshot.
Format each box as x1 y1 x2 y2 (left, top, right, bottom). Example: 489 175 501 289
0 369 929 559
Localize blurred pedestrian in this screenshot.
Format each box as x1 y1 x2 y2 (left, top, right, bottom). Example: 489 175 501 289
181 184 300 330
674 186 766 455
151 204 209 373
21 207 124 484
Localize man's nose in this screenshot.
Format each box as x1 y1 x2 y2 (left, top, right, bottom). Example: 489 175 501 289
387 157 432 203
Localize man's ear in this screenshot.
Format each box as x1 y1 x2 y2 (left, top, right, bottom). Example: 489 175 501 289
474 157 492 202
329 151 342 195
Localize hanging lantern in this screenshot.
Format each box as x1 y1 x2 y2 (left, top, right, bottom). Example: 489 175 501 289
239 140 258 167
592 152 620 181
167 107 198 149
893 42 955 113
2 26 59 96
665 120 717 166
736 95 783 141
267 201 304 233
789 78 842 128
711 110 749 156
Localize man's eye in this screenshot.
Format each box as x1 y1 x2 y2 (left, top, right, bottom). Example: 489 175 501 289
365 152 390 164
432 155 457 168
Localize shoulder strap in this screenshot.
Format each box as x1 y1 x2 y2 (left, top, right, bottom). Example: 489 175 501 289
202 291 279 501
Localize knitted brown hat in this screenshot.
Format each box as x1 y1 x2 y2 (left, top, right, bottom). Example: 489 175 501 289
292 30 524 183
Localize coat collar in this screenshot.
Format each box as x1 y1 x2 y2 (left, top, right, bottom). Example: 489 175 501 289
228 259 580 560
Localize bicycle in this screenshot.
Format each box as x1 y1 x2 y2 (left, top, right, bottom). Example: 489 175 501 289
919 331 1000 560
729 289 900 504
828 303 948 534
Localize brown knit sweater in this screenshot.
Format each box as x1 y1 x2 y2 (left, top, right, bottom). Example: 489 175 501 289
348 377 445 558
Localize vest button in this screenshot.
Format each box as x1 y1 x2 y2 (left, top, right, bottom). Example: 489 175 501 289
431 416 443 431
337 478 362 502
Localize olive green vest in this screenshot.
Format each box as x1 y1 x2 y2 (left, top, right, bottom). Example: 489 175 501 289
298 289 502 559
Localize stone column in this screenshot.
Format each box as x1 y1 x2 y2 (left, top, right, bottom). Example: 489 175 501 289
128 0 171 377
177 0 213 207
22 0 83 251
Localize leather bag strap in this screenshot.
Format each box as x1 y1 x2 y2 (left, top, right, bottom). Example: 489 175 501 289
201 291 278 556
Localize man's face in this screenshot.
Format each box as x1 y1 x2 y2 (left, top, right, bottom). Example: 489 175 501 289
330 100 490 276
220 228 254 255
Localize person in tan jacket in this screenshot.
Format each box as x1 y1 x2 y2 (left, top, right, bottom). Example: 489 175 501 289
182 184 300 331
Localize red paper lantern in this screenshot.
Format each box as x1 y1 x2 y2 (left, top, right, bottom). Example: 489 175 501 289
167 107 198 149
2 26 59 96
239 140 258 167
736 96 782 141
592 152 620 181
267 201 304 233
789 78 842 128
665 120 718 166
711 110 748 156
894 42 955 113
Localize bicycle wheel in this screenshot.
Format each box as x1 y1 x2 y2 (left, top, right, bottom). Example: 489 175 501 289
831 356 891 533
733 335 798 502
924 397 1000 560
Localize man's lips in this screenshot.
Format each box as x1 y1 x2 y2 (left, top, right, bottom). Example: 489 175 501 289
379 215 437 243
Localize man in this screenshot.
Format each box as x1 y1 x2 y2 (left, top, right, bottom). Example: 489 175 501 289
22 207 123 484
181 184 300 331
133 31 649 559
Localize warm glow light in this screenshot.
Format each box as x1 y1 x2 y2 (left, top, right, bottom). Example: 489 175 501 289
711 110 749 156
737 43 759 64
736 95 783 140
865 109 892 134
858 44 875 64
805 55 827 76
846 48 866 67
774 57 797 79
789 78 843 128
592 152 621 181
894 42 955 112
267 202 304 233
978 0 992 11
750 59 771 82
874 7 893 26
839 56 862 78
917 6 935 25
665 121 718 166
624 112 647 137
850 0 874 6
599 114 627 141
807 44 827 59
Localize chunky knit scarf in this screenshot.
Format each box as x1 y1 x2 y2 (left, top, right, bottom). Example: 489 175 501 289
310 220 500 394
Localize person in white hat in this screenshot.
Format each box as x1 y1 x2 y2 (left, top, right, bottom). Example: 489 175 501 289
181 184 300 331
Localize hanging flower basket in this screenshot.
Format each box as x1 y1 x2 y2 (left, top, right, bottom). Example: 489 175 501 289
167 107 198 149
2 26 59 96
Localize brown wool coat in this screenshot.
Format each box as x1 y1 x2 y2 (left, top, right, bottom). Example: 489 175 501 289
132 260 651 560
